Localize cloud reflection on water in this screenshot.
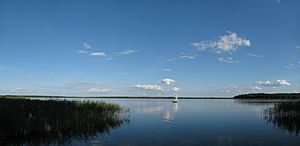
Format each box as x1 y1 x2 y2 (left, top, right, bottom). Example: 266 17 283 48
135 100 179 121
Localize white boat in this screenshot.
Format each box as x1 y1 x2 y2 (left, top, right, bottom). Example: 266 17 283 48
172 94 178 103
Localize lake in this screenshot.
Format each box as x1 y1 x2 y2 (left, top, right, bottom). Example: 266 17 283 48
27 98 298 146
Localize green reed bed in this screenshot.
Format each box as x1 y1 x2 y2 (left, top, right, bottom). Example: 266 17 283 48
265 101 300 135
0 96 129 145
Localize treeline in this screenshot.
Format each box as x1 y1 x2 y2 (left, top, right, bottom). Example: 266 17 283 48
234 93 300 99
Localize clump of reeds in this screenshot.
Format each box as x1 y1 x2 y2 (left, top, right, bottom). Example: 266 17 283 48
265 101 300 135
0 96 129 145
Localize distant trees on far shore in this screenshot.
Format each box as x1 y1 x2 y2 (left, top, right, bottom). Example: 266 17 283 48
234 93 300 99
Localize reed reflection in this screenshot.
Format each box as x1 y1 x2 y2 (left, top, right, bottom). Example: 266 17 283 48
265 101 300 135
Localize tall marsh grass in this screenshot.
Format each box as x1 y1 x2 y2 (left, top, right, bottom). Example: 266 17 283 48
0 97 129 145
265 101 300 135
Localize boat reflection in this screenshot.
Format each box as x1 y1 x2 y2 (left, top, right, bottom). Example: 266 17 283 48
136 100 179 120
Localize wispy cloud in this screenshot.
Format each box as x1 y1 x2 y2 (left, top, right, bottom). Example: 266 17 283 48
296 45 300 49
0 65 12 71
256 80 291 87
1 80 120 96
78 50 89 54
82 42 92 49
285 61 300 69
135 84 164 91
221 84 265 95
117 49 138 55
252 86 262 91
161 78 176 85
167 57 177 62
247 53 263 58
89 52 106 57
192 31 251 53
88 87 111 93
171 87 180 92
0 65 21 72
179 55 195 60
217 57 239 63
266 0 281 4
162 68 172 72
285 63 297 69
168 52 197 62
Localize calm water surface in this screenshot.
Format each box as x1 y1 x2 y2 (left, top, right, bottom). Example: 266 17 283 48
38 98 300 146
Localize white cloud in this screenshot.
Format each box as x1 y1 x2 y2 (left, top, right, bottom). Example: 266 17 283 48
192 31 251 53
171 87 180 92
276 80 291 86
252 86 262 91
117 49 138 55
78 50 88 54
162 68 172 72
179 55 195 60
296 45 300 49
256 80 291 87
135 84 164 91
217 57 239 63
82 42 92 49
88 88 111 93
161 78 176 85
267 0 281 4
167 57 177 62
89 52 106 57
247 53 263 58
167 52 197 62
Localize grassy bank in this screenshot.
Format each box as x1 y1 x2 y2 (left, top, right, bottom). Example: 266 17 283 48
234 93 300 99
0 96 129 145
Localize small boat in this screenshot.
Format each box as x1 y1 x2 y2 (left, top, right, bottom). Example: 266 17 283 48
172 95 178 103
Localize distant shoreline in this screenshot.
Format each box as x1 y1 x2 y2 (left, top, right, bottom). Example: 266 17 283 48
234 93 300 99
2 93 300 100
0 95 232 99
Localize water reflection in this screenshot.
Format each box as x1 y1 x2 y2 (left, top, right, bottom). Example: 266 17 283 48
234 99 282 106
0 98 129 145
234 99 274 119
136 100 179 120
265 101 300 135
236 99 300 136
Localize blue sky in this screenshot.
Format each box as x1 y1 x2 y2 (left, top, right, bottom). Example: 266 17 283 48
0 0 299 96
